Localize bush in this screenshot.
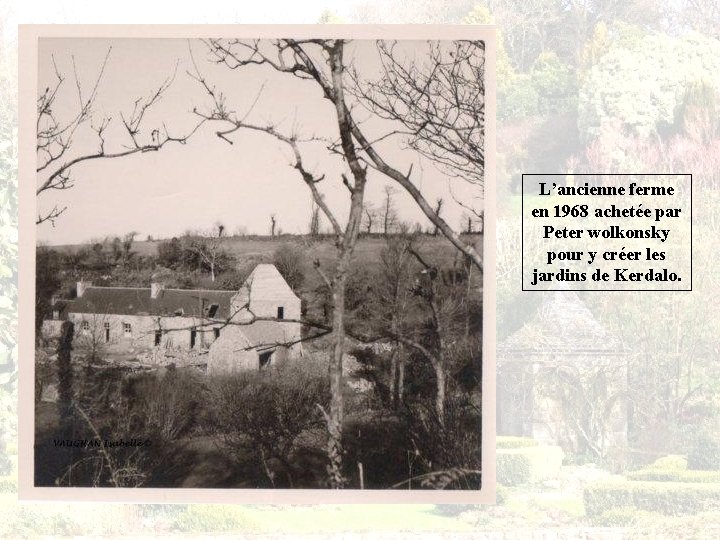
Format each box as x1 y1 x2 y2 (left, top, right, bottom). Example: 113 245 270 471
648 454 688 471
584 480 720 516
0 476 16 493
497 445 564 487
273 244 305 291
207 361 330 487
497 451 531 486
688 430 720 471
496 436 538 449
590 506 659 527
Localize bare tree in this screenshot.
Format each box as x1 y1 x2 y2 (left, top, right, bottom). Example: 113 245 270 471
309 203 321 237
362 203 377 234
200 38 483 269
215 221 226 238
432 198 443 236
36 49 204 225
382 185 398 235
270 214 277 237
191 37 484 486
188 230 223 282
377 229 415 406
349 40 485 188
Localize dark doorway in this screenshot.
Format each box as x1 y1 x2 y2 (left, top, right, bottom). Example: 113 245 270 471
259 351 273 369
154 331 161 346
104 322 110 343
190 329 196 349
277 306 284 320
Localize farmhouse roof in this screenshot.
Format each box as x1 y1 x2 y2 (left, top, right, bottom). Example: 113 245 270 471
243 263 298 300
499 290 625 355
67 287 236 319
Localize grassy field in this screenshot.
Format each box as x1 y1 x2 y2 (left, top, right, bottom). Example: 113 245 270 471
53 233 482 266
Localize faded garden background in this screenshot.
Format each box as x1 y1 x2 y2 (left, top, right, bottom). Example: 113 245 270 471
3 0 720 537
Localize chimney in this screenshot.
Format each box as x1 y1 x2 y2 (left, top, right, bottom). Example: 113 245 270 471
76 281 92 298
151 282 165 299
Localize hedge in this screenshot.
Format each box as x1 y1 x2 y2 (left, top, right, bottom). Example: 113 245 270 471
590 506 659 527
627 469 720 483
496 436 539 449
647 454 687 471
497 444 563 486
584 480 720 516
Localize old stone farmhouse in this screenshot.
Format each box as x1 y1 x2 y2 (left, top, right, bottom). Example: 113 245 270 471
42 264 302 374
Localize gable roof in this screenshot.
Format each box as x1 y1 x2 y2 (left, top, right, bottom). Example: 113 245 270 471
499 290 624 354
67 287 236 319
243 264 298 301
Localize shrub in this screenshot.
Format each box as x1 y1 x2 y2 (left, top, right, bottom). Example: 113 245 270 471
688 430 720 471
496 436 538 449
273 244 305 291
0 476 16 493
648 454 688 471
584 480 720 516
497 445 564 486
590 506 659 527
497 451 531 486
207 361 330 487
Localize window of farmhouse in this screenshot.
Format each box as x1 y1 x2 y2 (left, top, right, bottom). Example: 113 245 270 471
277 306 285 320
123 323 132 335
81 321 89 331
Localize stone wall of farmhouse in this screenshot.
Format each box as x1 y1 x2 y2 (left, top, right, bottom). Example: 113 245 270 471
68 312 222 354
207 325 258 375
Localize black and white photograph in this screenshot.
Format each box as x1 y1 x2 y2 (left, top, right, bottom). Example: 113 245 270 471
25 26 493 499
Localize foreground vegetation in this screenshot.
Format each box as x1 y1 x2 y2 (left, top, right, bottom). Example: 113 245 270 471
35 231 482 489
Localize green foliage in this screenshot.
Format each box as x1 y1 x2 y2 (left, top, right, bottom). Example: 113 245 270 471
578 29 720 141
687 429 720 471
648 454 688 471
432 504 478 517
173 505 255 533
497 445 564 486
529 52 577 116
497 450 532 486
584 480 720 516
496 436 538 449
590 506 659 527
627 469 720 483
0 475 16 493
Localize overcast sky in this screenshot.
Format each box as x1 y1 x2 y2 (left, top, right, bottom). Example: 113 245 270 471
36 37 483 245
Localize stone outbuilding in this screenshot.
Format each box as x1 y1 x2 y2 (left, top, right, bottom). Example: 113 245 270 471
43 263 303 373
497 290 629 460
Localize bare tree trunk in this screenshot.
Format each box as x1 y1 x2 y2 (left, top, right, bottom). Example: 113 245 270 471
322 41 369 488
432 198 443 236
389 347 398 407
434 363 446 424
57 321 75 423
327 276 347 487
397 351 405 404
